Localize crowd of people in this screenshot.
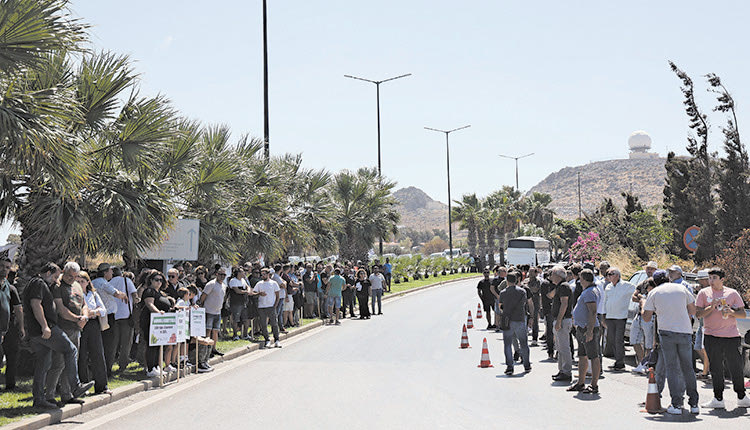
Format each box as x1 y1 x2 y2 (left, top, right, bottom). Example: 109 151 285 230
478 260 750 415
0 257 391 410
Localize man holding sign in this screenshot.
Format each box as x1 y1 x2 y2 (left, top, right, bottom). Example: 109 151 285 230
253 268 281 348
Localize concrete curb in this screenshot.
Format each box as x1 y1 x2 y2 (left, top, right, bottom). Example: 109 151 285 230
5 274 478 429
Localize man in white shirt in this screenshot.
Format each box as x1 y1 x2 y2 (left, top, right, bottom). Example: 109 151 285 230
199 269 226 354
603 267 635 371
369 266 386 315
643 272 698 415
109 267 137 373
253 268 281 348
91 263 127 377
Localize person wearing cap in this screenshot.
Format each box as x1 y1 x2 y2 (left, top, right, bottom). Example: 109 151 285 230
91 262 127 378
693 270 710 381
602 267 636 371
643 269 699 415
695 267 750 409
645 261 658 278
667 265 692 292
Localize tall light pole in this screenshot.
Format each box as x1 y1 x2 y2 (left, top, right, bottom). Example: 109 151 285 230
262 0 270 161
424 125 471 260
498 153 534 191
345 73 411 255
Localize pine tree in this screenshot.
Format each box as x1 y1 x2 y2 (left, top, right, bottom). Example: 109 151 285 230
668 61 718 261
706 73 750 243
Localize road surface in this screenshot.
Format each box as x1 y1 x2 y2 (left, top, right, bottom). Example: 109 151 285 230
55 278 749 429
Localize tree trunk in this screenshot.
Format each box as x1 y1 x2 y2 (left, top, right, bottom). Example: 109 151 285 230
17 226 66 295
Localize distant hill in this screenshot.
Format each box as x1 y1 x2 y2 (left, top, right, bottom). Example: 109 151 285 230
528 157 667 219
393 187 448 232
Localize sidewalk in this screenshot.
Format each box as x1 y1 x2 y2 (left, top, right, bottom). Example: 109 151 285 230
4 273 479 430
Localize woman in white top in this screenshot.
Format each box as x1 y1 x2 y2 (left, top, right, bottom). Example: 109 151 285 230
77 271 111 394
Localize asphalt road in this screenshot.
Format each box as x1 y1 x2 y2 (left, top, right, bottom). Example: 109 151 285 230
54 278 749 429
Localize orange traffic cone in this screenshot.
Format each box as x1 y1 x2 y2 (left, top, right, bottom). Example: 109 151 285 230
643 368 663 414
459 324 471 349
477 337 493 368
477 303 483 319
466 311 474 329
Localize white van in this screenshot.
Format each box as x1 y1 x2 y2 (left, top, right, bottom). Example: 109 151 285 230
506 236 551 266
442 248 462 258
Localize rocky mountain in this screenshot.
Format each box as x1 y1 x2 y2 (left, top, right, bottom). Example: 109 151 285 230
528 157 667 219
393 187 448 232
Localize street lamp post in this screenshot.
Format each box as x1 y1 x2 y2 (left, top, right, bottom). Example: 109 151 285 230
345 73 411 255
262 0 270 161
498 153 534 191
424 125 471 260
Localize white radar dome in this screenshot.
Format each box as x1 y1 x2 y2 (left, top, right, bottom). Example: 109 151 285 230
628 131 652 151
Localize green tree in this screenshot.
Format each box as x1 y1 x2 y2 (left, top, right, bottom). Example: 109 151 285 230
452 193 481 257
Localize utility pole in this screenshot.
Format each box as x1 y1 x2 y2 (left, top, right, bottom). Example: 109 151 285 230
425 125 471 260
345 73 411 255
262 0 270 161
577 171 582 219
498 153 534 191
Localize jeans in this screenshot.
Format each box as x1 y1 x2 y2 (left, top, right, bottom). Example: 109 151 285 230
317 292 328 319
530 305 539 341
554 318 573 375
371 289 383 314
29 326 81 403
605 318 626 366
503 320 530 369
544 313 555 356
1 323 20 388
384 273 392 292
113 319 134 371
342 290 356 317
258 306 280 342
658 330 699 408
704 335 746 401
45 326 80 400
78 319 108 392
275 298 284 328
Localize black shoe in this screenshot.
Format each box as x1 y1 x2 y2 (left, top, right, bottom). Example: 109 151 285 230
505 367 514 375
551 372 562 379
377 312 383 315
72 381 95 399
211 349 224 357
553 373 572 382
34 399 59 410
64 397 85 404
524 366 532 373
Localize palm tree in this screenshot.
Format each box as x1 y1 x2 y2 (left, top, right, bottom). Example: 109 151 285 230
331 168 399 263
523 192 555 230
452 194 481 257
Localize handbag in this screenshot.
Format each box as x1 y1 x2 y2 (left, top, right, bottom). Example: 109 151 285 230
98 314 110 331
498 314 511 331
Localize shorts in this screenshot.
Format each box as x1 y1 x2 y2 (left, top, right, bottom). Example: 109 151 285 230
205 313 222 332
327 296 341 309
283 297 294 312
630 316 654 349
230 304 248 322
575 326 601 358
694 325 704 350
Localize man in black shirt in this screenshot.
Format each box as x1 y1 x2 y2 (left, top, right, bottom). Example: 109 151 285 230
499 272 532 375
547 265 574 382
24 263 93 409
525 267 541 347
540 274 555 359
477 269 495 329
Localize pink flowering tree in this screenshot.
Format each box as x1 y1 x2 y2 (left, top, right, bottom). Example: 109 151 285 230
568 232 602 263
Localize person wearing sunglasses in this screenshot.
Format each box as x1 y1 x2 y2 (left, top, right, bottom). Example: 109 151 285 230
140 271 173 377
199 269 227 356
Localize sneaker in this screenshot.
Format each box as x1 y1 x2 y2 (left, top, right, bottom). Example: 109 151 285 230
165 364 177 373
632 364 647 375
264 341 271 348
701 397 725 409
736 396 750 408
232 336 240 341
524 366 532 373
197 363 213 373
666 405 683 415
146 367 161 378
530 340 538 347
274 341 281 348
64 397 85 404
504 367 514 375
71 381 95 398
690 405 700 415
334 321 341 325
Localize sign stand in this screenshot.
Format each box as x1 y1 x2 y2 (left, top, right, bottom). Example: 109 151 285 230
195 338 199 373
159 345 164 388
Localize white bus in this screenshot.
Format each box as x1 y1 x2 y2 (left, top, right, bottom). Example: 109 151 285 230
506 236 551 266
